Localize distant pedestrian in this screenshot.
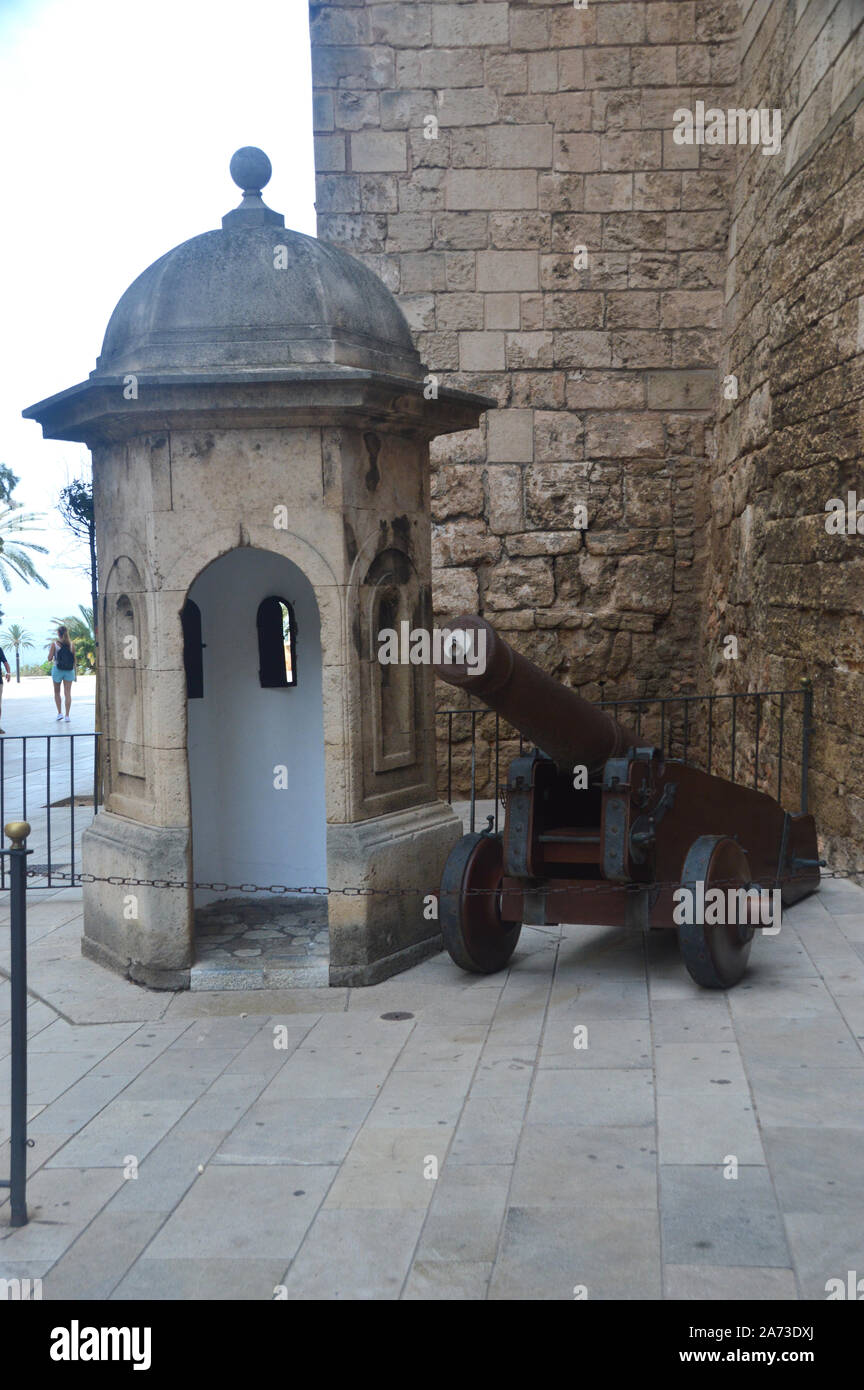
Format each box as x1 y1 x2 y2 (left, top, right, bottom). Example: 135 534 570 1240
48 625 76 722
0 644 10 733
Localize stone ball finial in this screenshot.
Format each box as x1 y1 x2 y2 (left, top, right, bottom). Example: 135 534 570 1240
229 147 272 195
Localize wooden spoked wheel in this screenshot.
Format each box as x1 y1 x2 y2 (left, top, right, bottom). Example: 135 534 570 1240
439 832 522 974
677 835 757 989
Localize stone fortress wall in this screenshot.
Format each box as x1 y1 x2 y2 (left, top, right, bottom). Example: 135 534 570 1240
309 0 864 870
704 0 864 873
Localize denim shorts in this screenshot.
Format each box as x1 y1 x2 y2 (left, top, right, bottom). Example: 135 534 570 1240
52 665 76 683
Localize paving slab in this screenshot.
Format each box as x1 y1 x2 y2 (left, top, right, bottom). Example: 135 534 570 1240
278 1209 426 1299
664 1265 798 1300
660 1165 791 1268
510 1124 657 1209
490 1204 662 1300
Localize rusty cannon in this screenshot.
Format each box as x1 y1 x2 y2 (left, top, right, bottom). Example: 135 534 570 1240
435 615 821 988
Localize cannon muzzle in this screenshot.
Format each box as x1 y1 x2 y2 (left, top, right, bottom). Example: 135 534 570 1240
434 614 640 774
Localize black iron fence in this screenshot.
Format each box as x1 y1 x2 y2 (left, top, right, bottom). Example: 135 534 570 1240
438 682 814 834
0 733 101 890
0 686 814 884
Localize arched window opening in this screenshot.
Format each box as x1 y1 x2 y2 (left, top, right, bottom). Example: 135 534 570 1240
257 596 297 688
181 599 204 699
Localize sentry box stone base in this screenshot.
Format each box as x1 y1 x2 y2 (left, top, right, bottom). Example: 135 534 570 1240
326 801 462 986
81 813 193 991
81 801 461 991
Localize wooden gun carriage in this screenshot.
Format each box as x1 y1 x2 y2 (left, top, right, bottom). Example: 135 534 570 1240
436 616 821 988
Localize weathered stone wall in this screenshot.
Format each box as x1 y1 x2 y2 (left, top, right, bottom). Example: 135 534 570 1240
703 0 864 871
310 0 739 711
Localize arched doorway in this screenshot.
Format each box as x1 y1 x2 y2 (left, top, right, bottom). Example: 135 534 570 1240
183 547 328 985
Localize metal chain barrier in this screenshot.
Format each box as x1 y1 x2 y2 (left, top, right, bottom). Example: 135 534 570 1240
22 865 860 897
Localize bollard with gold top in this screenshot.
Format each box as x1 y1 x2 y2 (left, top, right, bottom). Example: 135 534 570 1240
1 820 31 1226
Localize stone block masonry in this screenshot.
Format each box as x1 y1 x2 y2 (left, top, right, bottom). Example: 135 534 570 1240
310 0 864 868
704 0 864 874
310 0 739 706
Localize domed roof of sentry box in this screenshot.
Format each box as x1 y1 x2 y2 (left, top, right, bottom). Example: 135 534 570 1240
94 147 422 380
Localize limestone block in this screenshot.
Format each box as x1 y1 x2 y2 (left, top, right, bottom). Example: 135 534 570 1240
505 332 555 368
312 45 395 91
529 52 558 93
369 3 432 47
553 331 613 368
525 462 595 530
459 331 506 371
361 175 399 213
554 134 601 173
635 173 682 211
485 557 555 610
396 48 484 90
660 290 724 329
81 815 192 989
447 169 538 210
432 565 480 616
613 554 675 615
400 252 446 292
486 465 525 533
606 292 660 330
546 90 591 131
597 2 646 44
550 5 595 47
506 531 583 558
437 88 499 126
487 54 528 94
348 127 408 173
445 251 476 290
534 410 585 462
543 293 606 329
585 172 635 213
431 464 485 520
315 213 388 253
647 2 695 43
631 46 676 86
585 412 665 459
432 211 489 250
436 292 485 330
485 293 521 330
316 174 361 214
489 212 551 249
487 409 534 463
432 519 500 567
334 89 381 133
584 48 630 89
431 3 509 46
510 6 550 50
314 135 346 173
566 371 645 409
487 124 554 168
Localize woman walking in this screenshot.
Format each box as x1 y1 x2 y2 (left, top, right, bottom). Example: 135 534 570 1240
48 625 76 721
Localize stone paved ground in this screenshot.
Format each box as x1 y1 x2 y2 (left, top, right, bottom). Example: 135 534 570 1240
1 876 863 1300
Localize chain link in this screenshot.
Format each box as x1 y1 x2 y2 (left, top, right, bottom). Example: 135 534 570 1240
19 864 859 898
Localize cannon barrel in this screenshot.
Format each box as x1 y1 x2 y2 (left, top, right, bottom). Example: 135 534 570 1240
434 614 641 774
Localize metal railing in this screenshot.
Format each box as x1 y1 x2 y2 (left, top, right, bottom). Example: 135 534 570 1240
438 682 815 834
0 733 101 890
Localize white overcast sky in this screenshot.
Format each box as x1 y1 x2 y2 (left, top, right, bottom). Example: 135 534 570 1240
0 0 315 654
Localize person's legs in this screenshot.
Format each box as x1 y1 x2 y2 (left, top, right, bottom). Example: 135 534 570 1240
63 679 73 716
53 674 62 714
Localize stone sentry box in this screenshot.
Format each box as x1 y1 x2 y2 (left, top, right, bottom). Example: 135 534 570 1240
24 148 491 989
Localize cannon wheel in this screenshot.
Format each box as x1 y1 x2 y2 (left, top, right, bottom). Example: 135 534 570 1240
439 832 522 973
677 835 756 989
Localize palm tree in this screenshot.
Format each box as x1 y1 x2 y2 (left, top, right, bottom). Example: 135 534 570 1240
0 624 35 682
51 606 96 672
0 505 48 591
